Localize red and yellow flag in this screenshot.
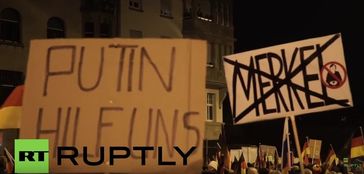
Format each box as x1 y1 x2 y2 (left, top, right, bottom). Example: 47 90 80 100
325 146 338 170
0 85 23 128
351 134 364 159
301 141 310 165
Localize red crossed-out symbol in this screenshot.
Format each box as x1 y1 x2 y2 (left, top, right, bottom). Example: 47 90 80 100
320 61 347 89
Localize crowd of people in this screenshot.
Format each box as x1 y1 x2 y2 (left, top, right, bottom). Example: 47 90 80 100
202 159 364 174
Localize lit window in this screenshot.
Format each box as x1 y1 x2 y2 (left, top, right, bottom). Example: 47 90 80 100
47 17 65 38
81 0 116 13
129 0 143 11
0 8 21 42
207 93 215 121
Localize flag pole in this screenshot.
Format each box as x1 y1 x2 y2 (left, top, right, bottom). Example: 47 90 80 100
206 139 209 167
360 126 364 144
247 147 249 165
281 117 288 171
289 115 305 174
360 126 364 174
326 144 335 172
305 136 309 164
329 144 335 154
303 136 309 165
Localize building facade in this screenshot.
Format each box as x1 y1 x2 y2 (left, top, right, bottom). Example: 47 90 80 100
182 0 234 164
0 0 183 74
121 0 183 38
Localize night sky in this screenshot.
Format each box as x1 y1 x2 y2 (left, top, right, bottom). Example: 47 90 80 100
229 0 364 158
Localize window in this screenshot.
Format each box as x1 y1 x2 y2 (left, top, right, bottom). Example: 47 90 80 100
0 70 23 87
0 8 21 42
47 17 65 38
81 0 116 13
207 42 214 67
207 93 216 121
130 29 143 38
83 22 94 37
100 22 111 38
196 0 212 22
129 0 143 11
183 0 192 19
160 0 172 17
81 0 118 38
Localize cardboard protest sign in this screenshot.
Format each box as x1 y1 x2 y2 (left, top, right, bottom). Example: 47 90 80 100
241 146 257 163
21 39 206 173
259 145 277 161
230 149 242 162
259 145 277 155
308 139 322 159
224 33 353 124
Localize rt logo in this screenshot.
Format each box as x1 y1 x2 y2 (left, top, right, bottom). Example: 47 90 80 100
14 139 49 173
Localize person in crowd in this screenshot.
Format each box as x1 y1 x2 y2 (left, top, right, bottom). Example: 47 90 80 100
0 156 7 174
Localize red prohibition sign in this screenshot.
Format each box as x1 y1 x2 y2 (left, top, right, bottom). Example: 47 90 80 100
320 61 347 89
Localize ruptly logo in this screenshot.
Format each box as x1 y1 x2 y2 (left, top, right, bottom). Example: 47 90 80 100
14 139 49 173
13 139 196 173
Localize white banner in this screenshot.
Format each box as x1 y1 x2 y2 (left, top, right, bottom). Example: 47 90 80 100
241 146 258 164
308 139 322 159
224 33 353 124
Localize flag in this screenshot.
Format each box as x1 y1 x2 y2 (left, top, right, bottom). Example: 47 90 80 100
255 146 262 168
217 124 228 153
217 124 230 174
350 127 364 159
0 85 23 129
301 141 310 165
224 148 232 171
232 155 245 174
239 151 247 174
274 150 279 169
281 117 291 174
325 145 338 170
231 156 239 173
262 152 267 169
